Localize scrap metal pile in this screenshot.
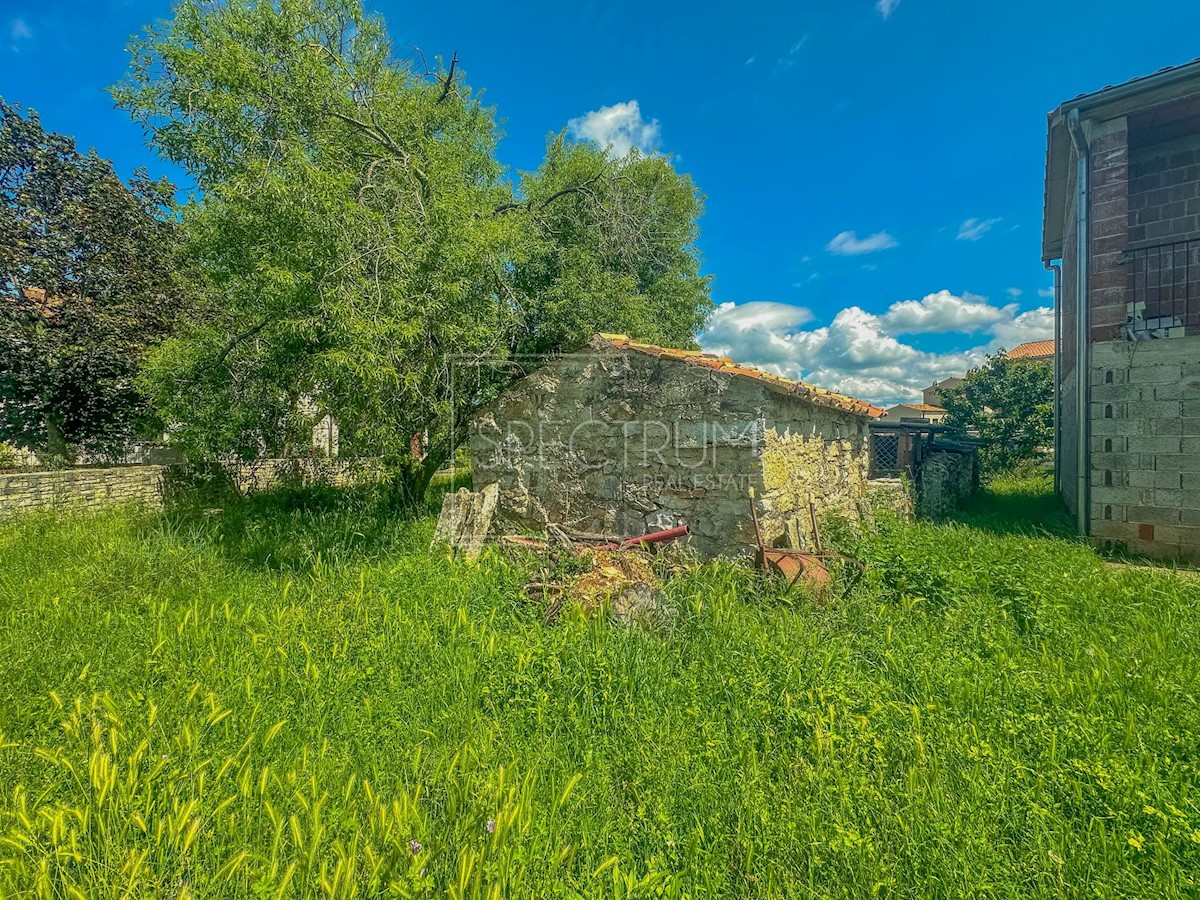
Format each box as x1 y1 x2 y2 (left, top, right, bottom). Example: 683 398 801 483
433 486 865 624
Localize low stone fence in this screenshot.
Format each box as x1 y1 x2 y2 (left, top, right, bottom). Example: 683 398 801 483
228 458 386 495
0 465 166 517
0 457 389 518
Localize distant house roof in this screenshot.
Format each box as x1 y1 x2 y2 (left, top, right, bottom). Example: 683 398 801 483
1043 58 1200 261
894 403 946 413
595 334 886 419
1004 339 1055 361
928 376 963 389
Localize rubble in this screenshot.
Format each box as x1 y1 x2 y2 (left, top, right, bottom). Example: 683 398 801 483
432 484 499 560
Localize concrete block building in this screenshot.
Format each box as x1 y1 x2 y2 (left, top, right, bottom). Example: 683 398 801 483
470 334 884 558
1043 59 1200 561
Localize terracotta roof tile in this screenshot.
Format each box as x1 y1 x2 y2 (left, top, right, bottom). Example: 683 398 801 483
595 334 886 418
1004 339 1055 360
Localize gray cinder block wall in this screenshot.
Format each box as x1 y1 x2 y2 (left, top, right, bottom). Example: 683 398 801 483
1088 338 1200 561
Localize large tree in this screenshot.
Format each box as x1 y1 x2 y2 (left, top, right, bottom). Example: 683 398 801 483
0 100 183 462
941 354 1053 475
115 0 711 503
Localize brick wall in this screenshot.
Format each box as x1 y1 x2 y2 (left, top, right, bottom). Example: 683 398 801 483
1087 119 1131 344
1128 133 1200 244
1088 337 1200 562
0 466 164 517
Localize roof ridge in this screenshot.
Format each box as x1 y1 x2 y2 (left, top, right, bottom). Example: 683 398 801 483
592 333 885 418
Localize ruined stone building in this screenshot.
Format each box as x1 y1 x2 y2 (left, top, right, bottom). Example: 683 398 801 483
1043 58 1200 561
469 334 884 558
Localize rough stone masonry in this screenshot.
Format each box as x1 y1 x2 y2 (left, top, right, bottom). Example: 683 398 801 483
469 335 884 558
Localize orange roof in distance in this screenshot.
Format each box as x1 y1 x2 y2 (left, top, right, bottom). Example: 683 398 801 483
1004 340 1055 361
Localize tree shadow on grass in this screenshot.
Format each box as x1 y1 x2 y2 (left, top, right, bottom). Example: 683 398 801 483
948 473 1078 540
162 469 471 574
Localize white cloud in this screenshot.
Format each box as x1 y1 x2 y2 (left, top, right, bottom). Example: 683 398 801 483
700 292 1055 406
567 100 660 157
881 289 1013 335
1006 287 1023 299
956 217 1002 241
988 306 1054 351
876 0 901 18
1038 287 1055 298
8 18 31 51
745 56 756 66
826 230 898 256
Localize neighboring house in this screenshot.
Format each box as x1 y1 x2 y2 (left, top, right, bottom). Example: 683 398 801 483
1003 340 1056 362
923 377 964 407
882 403 947 424
1043 58 1200 561
470 334 884 558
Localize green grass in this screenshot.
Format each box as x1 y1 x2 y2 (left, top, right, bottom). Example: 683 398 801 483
1 477 1199 898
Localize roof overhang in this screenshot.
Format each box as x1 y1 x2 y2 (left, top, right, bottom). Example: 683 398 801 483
1043 58 1200 263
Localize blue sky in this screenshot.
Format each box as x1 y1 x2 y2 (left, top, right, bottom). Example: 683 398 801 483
4 0 1200 403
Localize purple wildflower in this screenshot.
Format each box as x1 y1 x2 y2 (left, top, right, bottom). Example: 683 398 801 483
409 840 422 855
486 818 496 834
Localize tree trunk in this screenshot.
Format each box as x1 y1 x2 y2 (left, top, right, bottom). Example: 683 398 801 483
43 413 74 467
382 446 449 512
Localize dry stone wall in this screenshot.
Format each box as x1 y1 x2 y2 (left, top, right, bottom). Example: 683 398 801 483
917 450 978 518
0 466 165 516
228 458 385 495
470 346 873 558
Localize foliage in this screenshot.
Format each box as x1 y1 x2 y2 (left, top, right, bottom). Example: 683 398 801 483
114 0 711 503
2 480 1200 896
0 99 183 462
940 354 1053 475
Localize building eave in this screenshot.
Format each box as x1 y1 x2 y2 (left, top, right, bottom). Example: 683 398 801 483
1043 58 1200 263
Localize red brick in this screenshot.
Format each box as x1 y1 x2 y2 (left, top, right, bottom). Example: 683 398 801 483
1092 233 1127 255
1093 166 1129 188
1093 216 1128 239
1139 522 1155 541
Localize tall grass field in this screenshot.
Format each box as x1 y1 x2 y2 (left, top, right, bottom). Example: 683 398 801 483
1 476 1198 898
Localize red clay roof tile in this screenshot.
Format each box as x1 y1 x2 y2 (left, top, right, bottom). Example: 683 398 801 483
595 334 886 418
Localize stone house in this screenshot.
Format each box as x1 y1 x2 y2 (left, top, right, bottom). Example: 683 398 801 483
1043 58 1200 561
470 334 885 558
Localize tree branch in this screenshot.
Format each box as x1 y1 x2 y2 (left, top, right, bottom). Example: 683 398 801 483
493 169 608 217
437 52 458 104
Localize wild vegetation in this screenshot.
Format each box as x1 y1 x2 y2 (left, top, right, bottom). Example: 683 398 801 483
113 0 711 503
942 355 1054 475
1 475 1198 898
0 100 184 464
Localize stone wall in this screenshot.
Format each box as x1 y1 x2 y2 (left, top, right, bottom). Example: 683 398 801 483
917 450 978 518
470 345 872 558
0 466 165 516
228 458 385 495
1088 337 1200 561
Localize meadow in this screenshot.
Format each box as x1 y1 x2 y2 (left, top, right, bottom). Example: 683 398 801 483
1 476 1198 898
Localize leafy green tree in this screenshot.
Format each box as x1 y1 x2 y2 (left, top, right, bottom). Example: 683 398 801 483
506 136 710 357
0 99 183 462
940 354 1053 475
115 0 710 504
